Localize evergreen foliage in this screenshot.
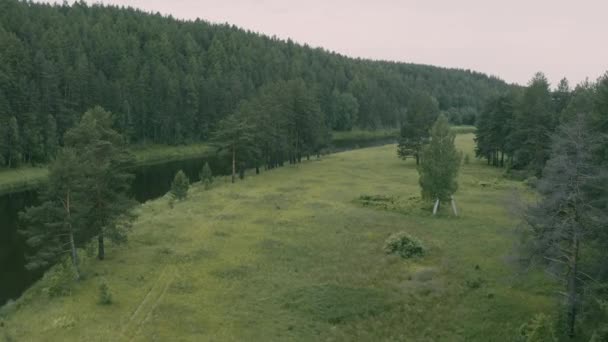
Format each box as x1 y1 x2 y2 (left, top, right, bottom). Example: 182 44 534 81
200 162 213 189
397 91 440 164
63 106 137 260
521 113 608 337
19 149 86 278
170 170 189 200
0 0 510 169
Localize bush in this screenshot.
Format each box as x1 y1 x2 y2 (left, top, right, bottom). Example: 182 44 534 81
170 170 189 200
42 259 75 298
383 232 425 259
517 314 557 342
200 162 213 189
98 279 112 305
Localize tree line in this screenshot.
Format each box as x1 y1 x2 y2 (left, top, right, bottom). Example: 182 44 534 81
0 0 510 169
476 72 608 339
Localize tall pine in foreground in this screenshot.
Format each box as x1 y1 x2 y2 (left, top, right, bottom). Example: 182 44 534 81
521 113 607 338
20 149 88 279
417 115 461 214
63 106 137 260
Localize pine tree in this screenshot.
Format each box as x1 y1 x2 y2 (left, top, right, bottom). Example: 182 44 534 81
44 114 59 160
417 114 461 214
211 113 256 183
398 91 440 165
3 116 21 168
63 106 137 260
171 170 189 200
199 162 213 190
522 113 607 337
509 73 556 175
19 149 87 279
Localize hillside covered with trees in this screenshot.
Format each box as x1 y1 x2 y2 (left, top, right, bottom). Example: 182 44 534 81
0 0 510 168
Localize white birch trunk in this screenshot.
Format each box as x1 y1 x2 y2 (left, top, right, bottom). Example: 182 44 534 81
450 195 458 217
432 198 440 215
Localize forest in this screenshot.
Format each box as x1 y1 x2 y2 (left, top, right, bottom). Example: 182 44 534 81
475 72 608 338
1 1 607 341
0 0 510 168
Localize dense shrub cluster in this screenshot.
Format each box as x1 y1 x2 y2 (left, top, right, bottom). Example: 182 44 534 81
383 232 425 259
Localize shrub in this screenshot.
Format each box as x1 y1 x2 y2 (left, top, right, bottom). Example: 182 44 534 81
383 232 425 259
42 259 75 298
98 279 112 305
517 314 557 342
199 162 213 189
465 277 485 290
170 170 189 200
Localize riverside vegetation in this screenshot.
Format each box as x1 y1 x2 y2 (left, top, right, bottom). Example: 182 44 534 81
0 133 557 341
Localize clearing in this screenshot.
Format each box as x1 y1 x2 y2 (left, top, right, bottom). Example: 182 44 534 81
1 133 553 341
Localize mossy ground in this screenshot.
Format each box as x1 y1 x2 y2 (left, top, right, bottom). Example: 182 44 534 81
1 133 555 341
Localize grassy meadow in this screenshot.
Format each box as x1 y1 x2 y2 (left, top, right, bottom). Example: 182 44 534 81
1 133 555 341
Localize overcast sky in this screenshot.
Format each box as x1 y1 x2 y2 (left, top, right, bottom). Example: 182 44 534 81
41 0 608 86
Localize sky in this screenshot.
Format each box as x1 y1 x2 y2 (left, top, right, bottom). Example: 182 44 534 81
40 0 608 86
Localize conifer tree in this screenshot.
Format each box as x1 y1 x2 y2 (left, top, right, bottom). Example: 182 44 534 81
211 113 256 183
63 106 137 260
2 116 21 168
44 114 59 160
522 113 607 337
19 149 87 279
417 114 461 214
171 170 189 200
398 91 440 164
199 162 213 189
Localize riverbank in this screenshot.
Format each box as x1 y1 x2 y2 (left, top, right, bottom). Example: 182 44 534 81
0 129 400 196
0 127 479 196
1 133 552 341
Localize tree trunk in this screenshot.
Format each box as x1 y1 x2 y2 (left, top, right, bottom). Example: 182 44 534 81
65 189 80 280
231 145 236 184
415 153 420 165
256 166 260 174
450 195 458 216
69 232 80 279
432 199 440 215
567 234 580 337
98 233 105 260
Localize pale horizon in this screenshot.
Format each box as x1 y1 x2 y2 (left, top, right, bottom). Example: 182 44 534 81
36 0 608 87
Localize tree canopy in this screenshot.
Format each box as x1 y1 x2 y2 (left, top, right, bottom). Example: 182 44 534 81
0 0 510 169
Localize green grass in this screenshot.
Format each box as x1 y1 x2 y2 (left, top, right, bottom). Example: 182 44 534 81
0 167 49 195
1 133 555 341
130 143 215 167
331 129 399 142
